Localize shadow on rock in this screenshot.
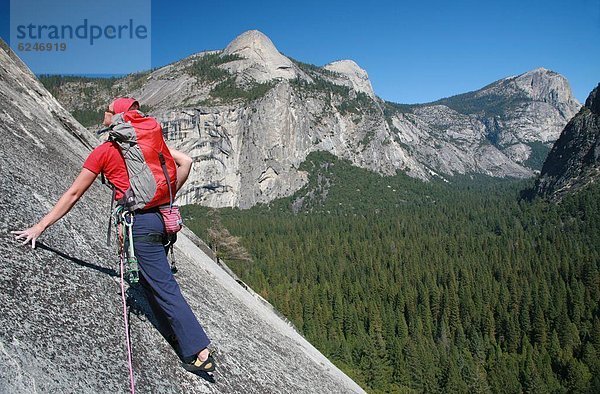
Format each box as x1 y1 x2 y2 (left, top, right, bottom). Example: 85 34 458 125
125 285 174 348
36 242 217 384
37 242 117 277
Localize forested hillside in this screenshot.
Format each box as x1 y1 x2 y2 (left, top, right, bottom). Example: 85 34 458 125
184 151 600 393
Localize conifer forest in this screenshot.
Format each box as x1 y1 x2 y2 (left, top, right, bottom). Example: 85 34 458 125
184 152 600 393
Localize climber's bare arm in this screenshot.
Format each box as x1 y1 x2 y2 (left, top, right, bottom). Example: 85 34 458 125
12 168 98 248
169 148 193 192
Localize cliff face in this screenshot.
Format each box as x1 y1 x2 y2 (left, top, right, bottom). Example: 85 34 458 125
535 83 600 201
40 30 581 208
0 40 364 393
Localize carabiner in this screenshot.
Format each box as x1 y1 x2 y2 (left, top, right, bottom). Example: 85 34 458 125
122 211 134 228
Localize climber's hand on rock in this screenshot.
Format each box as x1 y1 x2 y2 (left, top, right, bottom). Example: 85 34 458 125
12 223 45 249
9 168 98 250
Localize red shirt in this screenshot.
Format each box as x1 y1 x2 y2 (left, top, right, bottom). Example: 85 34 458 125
83 142 130 199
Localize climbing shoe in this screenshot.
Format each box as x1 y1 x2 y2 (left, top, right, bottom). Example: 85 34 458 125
182 352 216 373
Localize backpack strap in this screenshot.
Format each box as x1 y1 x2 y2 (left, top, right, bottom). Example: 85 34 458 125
107 185 116 246
158 152 174 209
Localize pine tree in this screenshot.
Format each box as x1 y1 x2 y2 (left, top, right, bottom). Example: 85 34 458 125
531 304 547 347
441 349 468 393
564 357 592 393
366 311 393 390
520 344 544 394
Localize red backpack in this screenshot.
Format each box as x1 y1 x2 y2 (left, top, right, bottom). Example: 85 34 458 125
105 110 177 211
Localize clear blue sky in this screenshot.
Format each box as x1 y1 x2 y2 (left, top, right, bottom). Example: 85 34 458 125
1 0 598 104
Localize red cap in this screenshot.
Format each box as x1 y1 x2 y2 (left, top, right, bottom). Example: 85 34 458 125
111 97 139 114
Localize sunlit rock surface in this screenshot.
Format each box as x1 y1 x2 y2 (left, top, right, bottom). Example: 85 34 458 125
324 60 376 99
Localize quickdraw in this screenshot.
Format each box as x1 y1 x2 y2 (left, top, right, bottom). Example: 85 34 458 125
114 206 139 285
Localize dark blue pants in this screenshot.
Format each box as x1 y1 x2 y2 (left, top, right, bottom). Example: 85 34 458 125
132 210 210 359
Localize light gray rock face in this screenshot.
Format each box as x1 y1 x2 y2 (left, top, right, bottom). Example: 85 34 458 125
475 68 581 144
134 51 222 112
0 40 365 394
156 81 424 208
324 60 376 99
157 85 313 209
395 67 582 175
39 31 581 209
149 60 579 208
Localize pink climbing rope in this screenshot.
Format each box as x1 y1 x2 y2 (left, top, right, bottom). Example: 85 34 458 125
120 246 136 394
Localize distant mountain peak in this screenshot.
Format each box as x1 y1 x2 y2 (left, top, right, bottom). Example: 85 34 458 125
325 59 363 71
525 66 550 74
223 30 280 59
479 68 581 122
503 67 552 81
324 60 375 98
221 30 302 83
